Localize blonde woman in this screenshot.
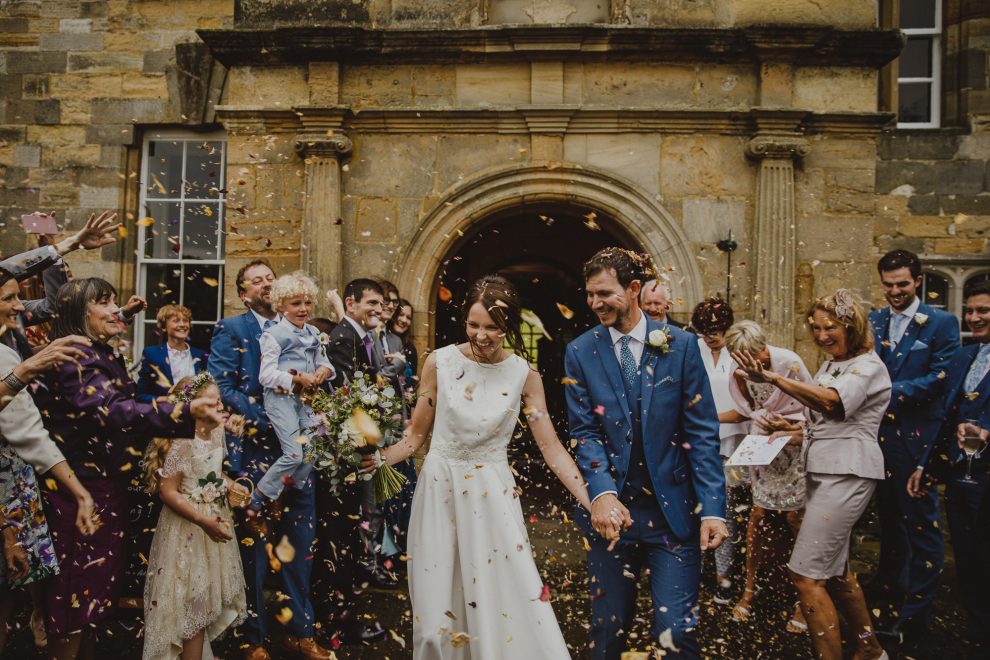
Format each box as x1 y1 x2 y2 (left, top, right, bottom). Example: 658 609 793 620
734 289 889 660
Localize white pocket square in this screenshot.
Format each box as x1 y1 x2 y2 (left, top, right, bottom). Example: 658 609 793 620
656 376 674 386
910 340 928 351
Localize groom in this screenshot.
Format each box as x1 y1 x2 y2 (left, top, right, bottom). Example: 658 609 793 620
565 248 727 659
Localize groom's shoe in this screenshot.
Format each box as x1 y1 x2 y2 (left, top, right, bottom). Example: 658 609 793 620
280 634 334 660
338 622 388 645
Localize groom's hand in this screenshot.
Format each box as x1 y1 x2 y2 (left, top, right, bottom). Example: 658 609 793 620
700 519 728 550
591 493 632 550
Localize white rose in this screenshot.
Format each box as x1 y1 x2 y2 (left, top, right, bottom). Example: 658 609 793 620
914 312 929 326
341 417 366 447
647 329 668 348
360 392 379 407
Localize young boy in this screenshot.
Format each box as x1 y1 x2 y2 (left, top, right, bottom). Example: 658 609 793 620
247 271 334 535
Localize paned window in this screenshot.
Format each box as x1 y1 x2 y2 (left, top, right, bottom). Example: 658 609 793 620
135 132 227 352
897 0 941 128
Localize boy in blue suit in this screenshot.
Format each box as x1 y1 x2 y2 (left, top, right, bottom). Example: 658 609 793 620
208 260 333 660
868 249 959 641
932 280 990 658
135 304 206 402
565 248 727 659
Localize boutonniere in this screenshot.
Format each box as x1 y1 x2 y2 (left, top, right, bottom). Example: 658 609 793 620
914 312 929 326
646 328 674 355
318 332 330 345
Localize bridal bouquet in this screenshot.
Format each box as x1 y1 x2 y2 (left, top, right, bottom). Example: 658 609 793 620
307 371 407 504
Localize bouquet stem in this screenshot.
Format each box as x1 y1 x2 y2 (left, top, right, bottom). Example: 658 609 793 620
373 463 408 505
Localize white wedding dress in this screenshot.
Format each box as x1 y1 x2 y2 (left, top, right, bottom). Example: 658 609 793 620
408 345 571 659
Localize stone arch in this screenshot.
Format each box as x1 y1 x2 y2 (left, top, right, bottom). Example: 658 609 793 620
395 162 704 345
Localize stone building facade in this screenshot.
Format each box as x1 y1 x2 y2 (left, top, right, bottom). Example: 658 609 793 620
0 0 987 370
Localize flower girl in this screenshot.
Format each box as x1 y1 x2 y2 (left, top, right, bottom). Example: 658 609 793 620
141 373 249 660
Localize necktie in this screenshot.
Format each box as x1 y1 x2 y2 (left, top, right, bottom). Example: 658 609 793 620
964 344 990 393
263 319 274 331
362 333 373 365
619 335 637 388
891 313 908 346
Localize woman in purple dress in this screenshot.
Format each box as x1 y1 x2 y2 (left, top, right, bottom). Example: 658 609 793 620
31 278 222 660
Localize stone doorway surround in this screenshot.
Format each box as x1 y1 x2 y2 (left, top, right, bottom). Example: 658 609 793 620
394 162 704 348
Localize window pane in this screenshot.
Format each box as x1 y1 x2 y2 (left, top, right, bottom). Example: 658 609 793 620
143 322 164 348
143 263 181 318
900 0 936 29
898 82 932 123
142 201 181 259
921 272 948 309
183 264 222 322
184 141 224 199
189 323 215 352
181 203 221 260
146 140 183 198
900 37 933 78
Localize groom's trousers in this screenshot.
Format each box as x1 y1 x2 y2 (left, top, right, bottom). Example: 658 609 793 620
586 496 701 660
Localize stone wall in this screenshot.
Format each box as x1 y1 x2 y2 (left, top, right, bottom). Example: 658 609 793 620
0 0 232 286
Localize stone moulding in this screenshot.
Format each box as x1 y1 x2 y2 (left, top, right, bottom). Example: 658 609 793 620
215 106 895 137
197 25 903 68
393 162 704 341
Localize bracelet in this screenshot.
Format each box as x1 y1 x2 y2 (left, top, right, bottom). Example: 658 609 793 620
1 370 26 393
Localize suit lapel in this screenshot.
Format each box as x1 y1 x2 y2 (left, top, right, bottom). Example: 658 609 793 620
872 308 890 360
158 345 174 384
639 319 662 434
242 312 263 367
594 328 632 430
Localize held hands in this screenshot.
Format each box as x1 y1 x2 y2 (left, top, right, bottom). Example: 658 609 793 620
293 371 322 390
755 412 800 434
360 448 384 476
700 518 729 550
590 493 632 551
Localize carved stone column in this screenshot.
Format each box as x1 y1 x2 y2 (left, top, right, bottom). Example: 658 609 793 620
294 132 353 308
745 134 810 348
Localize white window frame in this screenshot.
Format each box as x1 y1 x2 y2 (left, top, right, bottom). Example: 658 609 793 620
922 258 990 340
134 129 227 355
897 0 942 129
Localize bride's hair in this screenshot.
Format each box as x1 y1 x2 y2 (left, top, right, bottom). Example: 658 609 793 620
461 275 531 363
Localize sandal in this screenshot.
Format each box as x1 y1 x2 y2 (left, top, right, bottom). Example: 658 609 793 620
786 602 808 634
731 589 756 622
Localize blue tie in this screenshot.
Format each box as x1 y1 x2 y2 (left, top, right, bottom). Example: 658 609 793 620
964 344 990 393
619 335 637 388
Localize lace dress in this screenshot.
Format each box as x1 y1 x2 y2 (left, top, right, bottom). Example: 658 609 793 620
748 380 807 512
408 345 570 659
142 428 247 660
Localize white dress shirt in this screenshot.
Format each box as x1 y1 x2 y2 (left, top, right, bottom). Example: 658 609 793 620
344 314 369 340
607 313 647 364
249 308 281 333
258 322 333 392
166 343 196 383
888 296 921 347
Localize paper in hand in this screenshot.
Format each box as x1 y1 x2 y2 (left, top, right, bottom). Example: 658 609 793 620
726 434 792 467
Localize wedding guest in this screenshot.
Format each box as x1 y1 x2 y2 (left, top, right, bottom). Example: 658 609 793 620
389 298 418 388
734 288 889 660
640 279 683 328
384 297 418 557
141 374 248 660
692 298 747 603
135 304 207 402
31 278 217 660
931 280 990 658
868 249 958 640
247 273 333 543
722 320 812 634
208 260 334 660
320 278 387 645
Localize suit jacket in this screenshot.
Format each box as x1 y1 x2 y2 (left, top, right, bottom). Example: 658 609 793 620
135 343 207 403
869 303 959 466
327 318 379 387
207 311 277 474
934 343 990 469
0 245 69 327
564 316 726 541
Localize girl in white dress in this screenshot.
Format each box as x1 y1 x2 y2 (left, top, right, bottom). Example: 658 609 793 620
372 275 593 660
141 374 249 660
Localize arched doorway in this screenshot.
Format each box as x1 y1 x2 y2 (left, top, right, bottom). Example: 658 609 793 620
433 203 639 429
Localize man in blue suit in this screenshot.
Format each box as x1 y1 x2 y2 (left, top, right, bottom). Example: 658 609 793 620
135 304 206 402
208 259 332 660
565 248 727 660
931 280 990 659
867 249 959 642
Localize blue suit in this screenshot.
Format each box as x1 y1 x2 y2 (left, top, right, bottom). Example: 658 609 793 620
208 311 317 643
565 316 725 659
939 343 990 655
134 343 207 402
869 303 958 624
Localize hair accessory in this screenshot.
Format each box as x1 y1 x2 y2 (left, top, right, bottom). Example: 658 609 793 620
172 372 215 403
833 288 856 322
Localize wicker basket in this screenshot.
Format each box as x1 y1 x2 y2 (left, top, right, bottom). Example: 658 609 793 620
227 476 254 509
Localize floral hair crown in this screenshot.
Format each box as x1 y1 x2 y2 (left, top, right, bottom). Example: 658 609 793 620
172 372 216 403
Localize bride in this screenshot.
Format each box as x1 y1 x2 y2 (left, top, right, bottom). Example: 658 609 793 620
371 274 593 659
